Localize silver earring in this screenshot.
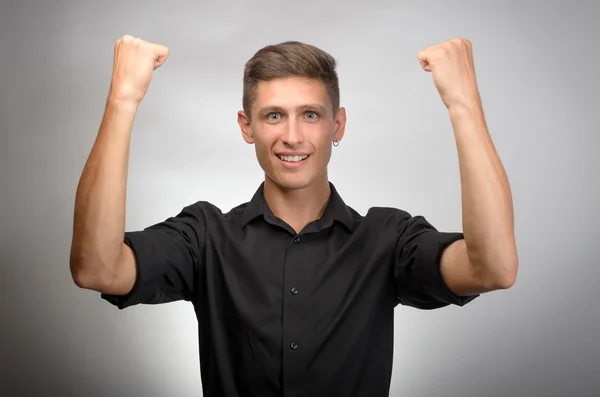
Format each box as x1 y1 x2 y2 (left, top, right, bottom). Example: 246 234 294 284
333 140 340 147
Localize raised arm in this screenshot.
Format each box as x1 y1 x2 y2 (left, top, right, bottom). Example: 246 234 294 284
69 35 169 295
417 37 518 296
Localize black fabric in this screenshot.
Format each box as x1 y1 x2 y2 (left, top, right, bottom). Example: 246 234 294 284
101 182 478 397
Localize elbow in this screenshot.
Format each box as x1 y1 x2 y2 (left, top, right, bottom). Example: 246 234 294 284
468 244 518 292
70 257 93 290
494 270 517 290
70 251 113 291
71 265 95 290
69 250 85 288
501 250 519 289
484 258 518 291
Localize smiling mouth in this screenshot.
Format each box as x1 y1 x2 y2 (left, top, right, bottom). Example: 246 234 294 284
277 154 309 162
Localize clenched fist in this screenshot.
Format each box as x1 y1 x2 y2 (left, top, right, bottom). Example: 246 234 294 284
417 37 481 110
108 35 169 104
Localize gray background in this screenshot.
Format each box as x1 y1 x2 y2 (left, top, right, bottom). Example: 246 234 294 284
1 0 599 396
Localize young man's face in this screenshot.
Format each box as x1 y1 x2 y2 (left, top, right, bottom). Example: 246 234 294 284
238 76 346 191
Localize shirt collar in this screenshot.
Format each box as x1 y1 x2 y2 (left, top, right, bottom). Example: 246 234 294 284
241 182 355 231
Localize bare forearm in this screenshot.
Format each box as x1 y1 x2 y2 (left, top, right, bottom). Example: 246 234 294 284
70 99 138 287
450 104 518 288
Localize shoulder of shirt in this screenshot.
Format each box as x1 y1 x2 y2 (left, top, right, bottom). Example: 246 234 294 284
345 204 417 229
356 207 425 236
183 200 250 220
363 206 412 220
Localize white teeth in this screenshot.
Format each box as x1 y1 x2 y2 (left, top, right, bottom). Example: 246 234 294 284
278 154 308 162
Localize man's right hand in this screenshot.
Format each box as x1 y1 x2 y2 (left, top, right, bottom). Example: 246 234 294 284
108 35 169 104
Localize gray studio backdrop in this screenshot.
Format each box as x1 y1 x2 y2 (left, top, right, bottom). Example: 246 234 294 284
1 1 599 396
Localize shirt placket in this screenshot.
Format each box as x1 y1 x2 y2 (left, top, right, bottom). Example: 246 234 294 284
282 232 308 397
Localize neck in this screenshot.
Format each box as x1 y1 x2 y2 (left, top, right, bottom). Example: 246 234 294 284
263 172 331 234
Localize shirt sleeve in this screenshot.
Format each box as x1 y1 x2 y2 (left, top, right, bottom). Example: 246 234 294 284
393 211 478 310
101 203 205 310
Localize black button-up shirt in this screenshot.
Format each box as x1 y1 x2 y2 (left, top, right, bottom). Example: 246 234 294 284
101 182 477 396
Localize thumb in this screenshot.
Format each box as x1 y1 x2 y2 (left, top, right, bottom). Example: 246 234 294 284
417 51 432 72
152 44 169 70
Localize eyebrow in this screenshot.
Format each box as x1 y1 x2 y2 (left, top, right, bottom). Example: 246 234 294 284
257 104 328 117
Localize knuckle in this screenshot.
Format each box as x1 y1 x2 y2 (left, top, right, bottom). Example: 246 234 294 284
436 45 449 54
446 41 458 51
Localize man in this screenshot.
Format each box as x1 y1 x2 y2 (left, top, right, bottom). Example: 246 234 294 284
70 35 518 396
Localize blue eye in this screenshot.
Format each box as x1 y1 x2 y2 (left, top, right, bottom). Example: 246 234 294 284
305 111 318 119
267 113 281 121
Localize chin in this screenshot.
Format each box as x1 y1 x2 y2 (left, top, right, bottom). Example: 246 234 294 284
274 177 312 191
268 172 314 191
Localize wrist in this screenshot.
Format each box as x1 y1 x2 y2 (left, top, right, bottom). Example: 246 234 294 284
106 95 140 113
447 100 488 144
448 99 483 117
448 100 485 127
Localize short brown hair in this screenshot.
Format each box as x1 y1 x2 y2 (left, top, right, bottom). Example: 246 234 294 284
242 41 340 118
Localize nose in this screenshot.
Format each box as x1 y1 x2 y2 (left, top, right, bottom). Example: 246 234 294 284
281 118 304 146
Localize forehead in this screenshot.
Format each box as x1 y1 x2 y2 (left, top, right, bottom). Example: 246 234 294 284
253 76 332 110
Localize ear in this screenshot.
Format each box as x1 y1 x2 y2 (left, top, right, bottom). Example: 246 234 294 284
237 110 254 144
333 107 347 143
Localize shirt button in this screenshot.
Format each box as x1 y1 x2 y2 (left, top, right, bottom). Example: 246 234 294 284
293 237 300 243
290 287 298 295
290 342 298 350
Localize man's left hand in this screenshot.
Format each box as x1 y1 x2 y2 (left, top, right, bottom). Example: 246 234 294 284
417 37 481 110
